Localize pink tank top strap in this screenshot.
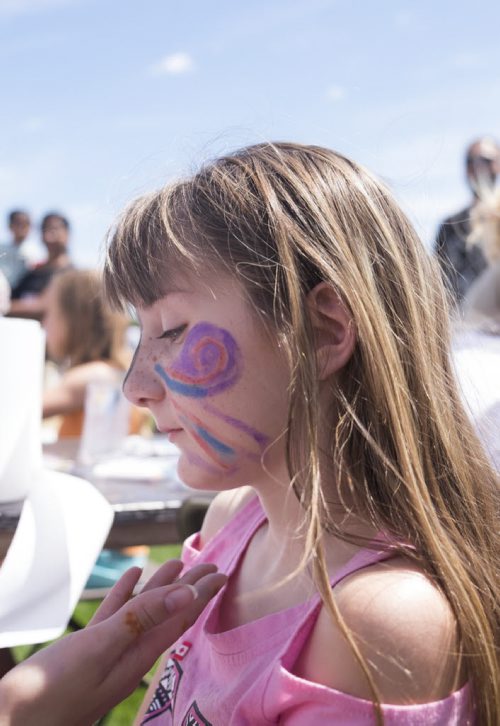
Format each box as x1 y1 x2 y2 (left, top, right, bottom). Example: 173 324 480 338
282 537 398 665
329 535 398 589
185 493 266 573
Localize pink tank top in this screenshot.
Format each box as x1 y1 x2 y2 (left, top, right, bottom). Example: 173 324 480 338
142 495 473 725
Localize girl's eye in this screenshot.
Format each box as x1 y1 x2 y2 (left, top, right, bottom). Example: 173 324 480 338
157 324 187 342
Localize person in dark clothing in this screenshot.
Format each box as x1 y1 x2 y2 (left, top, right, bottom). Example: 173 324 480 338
434 137 500 307
9 212 73 319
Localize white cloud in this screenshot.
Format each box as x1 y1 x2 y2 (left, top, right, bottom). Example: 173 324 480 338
325 84 345 102
150 52 195 77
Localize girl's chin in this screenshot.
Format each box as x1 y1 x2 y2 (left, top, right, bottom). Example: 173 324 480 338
176 454 238 491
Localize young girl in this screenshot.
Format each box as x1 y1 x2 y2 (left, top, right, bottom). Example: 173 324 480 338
42 268 132 436
104 142 499 725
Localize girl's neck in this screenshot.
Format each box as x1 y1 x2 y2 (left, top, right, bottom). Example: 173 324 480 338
251 470 378 578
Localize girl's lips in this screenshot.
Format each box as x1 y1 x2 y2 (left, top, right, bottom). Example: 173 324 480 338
165 429 183 442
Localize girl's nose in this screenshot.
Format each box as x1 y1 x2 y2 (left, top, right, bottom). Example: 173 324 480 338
123 349 165 407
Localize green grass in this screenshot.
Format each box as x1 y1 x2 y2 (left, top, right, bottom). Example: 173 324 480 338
148 544 182 565
13 544 182 726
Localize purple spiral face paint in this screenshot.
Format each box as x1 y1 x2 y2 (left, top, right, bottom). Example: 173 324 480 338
155 322 242 398
155 320 270 477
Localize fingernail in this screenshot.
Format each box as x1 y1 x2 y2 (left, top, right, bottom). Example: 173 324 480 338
164 584 198 614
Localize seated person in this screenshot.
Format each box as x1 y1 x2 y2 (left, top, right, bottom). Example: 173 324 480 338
42 267 146 437
42 268 150 587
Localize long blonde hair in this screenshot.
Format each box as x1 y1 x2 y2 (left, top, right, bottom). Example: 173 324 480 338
104 142 499 724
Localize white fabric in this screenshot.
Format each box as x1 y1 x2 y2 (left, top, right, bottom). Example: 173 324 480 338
0 470 113 647
0 318 45 503
0 318 113 646
0 270 10 315
452 329 500 470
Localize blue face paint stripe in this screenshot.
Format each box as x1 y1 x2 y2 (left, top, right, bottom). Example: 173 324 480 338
192 423 235 457
154 363 208 398
202 402 269 448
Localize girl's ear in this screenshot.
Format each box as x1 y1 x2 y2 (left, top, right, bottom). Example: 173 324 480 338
306 283 356 380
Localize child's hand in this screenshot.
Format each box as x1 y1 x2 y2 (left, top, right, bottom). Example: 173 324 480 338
0 560 226 726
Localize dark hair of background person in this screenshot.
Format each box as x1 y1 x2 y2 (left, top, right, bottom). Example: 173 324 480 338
41 212 70 232
465 136 499 196
8 209 30 226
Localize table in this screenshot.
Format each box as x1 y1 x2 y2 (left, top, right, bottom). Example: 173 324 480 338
0 437 213 560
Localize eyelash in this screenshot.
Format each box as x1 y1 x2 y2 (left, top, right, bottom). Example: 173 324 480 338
157 324 187 342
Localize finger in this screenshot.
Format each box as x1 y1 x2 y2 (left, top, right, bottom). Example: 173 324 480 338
94 561 218 626
112 573 228 688
132 559 184 594
98 571 227 662
92 560 186 625
89 567 143 626
136 573 228 658
136 571 226 633
173 563 219 587
140 561 218 594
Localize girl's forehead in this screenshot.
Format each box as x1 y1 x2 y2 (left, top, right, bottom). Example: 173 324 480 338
137 271 246 316
169 269 245 304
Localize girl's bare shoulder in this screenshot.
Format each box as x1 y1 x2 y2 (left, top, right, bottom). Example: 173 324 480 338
295 556 462 704
199 486 256 547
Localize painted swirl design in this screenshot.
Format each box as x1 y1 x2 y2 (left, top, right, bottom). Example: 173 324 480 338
155 322 242 398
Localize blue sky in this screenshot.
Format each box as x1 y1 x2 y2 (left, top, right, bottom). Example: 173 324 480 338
1 0 499 266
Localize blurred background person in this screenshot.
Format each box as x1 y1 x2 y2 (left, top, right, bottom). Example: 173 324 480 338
9 212 73 319
42 267 131 437
0 209 32 291
463 187 500 327
434 136 500 309
452 186 500 472
42 268 150 587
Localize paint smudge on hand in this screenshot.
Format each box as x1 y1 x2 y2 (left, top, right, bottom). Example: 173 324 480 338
124 611 145 637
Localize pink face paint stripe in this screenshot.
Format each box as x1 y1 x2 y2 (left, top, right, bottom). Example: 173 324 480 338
187 429 234 469
172 400 262 461
177 414 235 470
202 402 270 448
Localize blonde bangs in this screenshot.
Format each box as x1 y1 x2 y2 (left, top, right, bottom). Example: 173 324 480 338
103 184 203 310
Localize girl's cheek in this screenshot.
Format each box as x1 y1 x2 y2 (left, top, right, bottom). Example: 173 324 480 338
154 323 244 403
